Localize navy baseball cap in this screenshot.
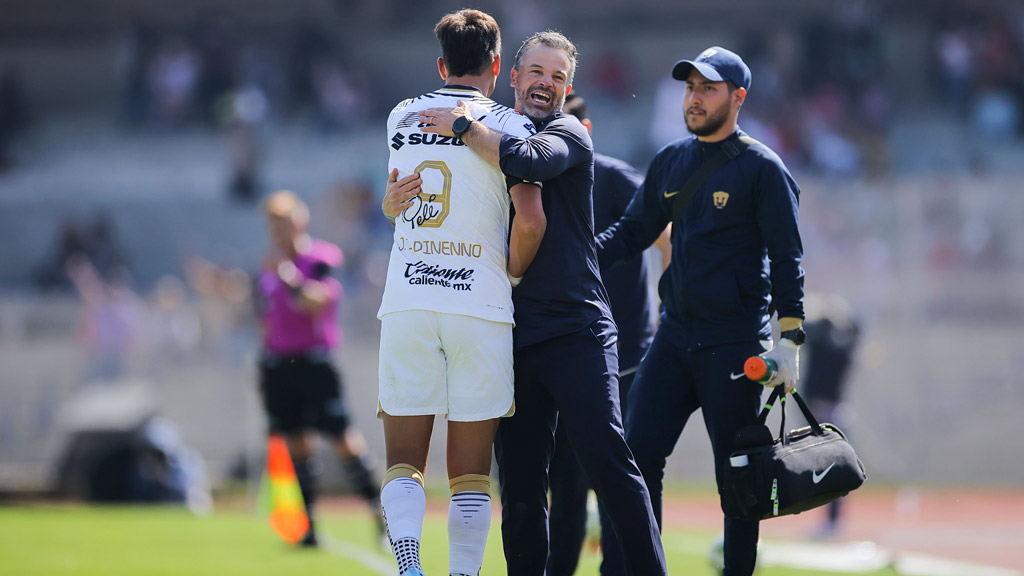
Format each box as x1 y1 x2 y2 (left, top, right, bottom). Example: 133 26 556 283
671 46 751 90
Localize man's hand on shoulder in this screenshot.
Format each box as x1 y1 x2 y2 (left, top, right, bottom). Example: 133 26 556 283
421 100 503 168
419 100 473 137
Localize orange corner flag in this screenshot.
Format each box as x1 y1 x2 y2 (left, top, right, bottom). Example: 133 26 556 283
262 435 309 544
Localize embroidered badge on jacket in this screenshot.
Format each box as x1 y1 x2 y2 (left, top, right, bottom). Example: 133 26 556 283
713 191 730 209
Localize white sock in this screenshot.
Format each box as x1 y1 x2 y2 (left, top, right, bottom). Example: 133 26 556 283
381 476 426 573
448 491 491 576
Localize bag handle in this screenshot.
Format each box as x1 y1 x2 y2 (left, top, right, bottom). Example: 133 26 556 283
758 386 787 443
757 387 825 444
757 386 783 424
790 389 825 435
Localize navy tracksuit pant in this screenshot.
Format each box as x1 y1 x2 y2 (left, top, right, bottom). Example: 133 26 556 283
601 314 766 576
494 318 667 576
545 419 591 576
547 363 643 576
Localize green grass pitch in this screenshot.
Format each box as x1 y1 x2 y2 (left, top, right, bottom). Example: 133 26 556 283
0 504 899 576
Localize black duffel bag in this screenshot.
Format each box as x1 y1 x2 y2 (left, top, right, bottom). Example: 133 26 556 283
722 386 866 520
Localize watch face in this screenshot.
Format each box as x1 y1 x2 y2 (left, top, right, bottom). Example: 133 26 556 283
453 116 471 135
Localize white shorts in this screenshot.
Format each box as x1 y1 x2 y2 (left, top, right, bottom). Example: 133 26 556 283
378 310 514 422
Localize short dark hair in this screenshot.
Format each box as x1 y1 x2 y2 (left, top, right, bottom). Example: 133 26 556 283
562 92 588 122
513 30 578 84
434 9 501 77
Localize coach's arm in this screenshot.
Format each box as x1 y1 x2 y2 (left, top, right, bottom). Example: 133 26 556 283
419 101 505 169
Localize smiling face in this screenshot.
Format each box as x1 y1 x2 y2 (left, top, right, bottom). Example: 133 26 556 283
683 68 745 141
511 44 573 122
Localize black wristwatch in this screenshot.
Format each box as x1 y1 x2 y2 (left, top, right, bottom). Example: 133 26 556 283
452 115 474 138
780 327 806 345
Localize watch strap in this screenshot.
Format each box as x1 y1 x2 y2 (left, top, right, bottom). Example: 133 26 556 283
780 328 806 345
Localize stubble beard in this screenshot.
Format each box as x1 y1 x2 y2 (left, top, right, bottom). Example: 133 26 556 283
686 102 730 137
516 85 563 124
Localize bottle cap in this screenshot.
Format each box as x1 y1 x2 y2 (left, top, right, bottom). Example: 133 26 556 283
744 356 769 381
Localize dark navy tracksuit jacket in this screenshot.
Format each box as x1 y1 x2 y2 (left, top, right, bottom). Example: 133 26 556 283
502 114 610 349
597 128 804 576
592 153 654 370
599 129 804 347
493 112 667 576
546 153 655 576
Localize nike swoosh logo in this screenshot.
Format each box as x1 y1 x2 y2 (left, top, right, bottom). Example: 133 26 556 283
812 462 836 484
729 372 746 380
663 190 680 198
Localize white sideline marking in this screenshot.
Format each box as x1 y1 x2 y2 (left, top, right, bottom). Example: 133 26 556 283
893 552 1021 576
757 540 893 572
666 536 1022 576
757 540 1022 576
319 533 394 575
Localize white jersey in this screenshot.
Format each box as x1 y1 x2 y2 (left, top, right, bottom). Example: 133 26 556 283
378 86 537 324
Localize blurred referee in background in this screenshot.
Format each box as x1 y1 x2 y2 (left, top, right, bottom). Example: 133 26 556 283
256 190 384 547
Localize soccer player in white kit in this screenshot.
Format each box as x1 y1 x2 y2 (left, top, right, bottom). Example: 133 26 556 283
376 9 545 576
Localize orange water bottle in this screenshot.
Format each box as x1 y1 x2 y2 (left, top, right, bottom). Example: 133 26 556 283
743 356 778 384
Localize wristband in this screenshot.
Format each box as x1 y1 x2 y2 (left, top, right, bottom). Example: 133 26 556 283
779 327 806 345
384 213 396 222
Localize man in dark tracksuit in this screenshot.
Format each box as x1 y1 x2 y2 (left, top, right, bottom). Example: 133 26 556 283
801 293 860 539
418 32 667 576
546 92 668 576
597 46 805 576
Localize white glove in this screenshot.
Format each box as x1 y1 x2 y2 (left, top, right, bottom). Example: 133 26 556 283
763 338 800 392
508 271 522 288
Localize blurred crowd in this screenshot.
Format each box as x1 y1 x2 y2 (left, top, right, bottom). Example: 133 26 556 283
0 65 30 172
0 0 1019 297
646 21 894 180
931 0 1024 143
28 211 252 385
649 1 1023 179
27 194 392 387
115 18 374 133
112 10 901 181
0 1 1021 187
110 18 375 201
88 0 1024 181
0 1 1017 352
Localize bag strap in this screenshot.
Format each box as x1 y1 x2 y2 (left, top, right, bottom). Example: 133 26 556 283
790 390 824 435
758 386 787 443
670 135 756 222
758 386 784 424
757 387 825 444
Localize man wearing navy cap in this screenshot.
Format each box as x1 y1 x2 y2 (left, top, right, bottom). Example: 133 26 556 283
597 46 805 576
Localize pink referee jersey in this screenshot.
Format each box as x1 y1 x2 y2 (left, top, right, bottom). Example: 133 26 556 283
258 239 343 356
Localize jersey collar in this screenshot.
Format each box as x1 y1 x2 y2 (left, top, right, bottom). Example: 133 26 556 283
439 84 484 96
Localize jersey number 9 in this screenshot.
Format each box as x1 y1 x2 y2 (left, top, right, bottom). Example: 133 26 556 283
410 160 451 229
